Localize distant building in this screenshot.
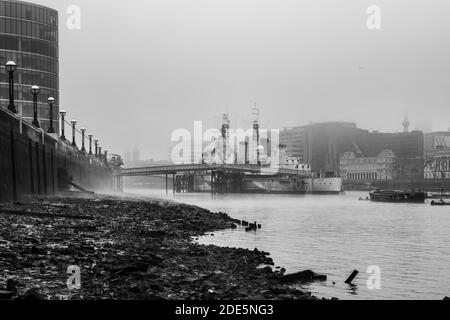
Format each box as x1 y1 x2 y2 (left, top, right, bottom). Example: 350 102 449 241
403 115 410 133
0 0 59 132
424 131 450 152
132 148 140 164
423 131 450 180
279 126 308 161
279 121 424 180
414 121 433 134
124 149 131 165
280 122 360 177
340 149 397 181
424 149 450 180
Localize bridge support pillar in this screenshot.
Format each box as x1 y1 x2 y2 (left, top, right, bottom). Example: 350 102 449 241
172 173 175 195
166 174 168 195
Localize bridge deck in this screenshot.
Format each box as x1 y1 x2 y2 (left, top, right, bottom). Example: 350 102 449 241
120 164 311 177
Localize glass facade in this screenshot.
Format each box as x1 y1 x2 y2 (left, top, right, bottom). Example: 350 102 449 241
0 0 59 132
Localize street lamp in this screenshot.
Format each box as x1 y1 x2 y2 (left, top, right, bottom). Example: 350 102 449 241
60 110 67 140
30 85 40 128
81 128 86 153
94 138 99 157
71 120 77 147
5 61 17 113
98 146 102 160
88 134 93 155
47 97 55 133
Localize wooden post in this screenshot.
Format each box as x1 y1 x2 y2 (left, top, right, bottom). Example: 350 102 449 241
345 270 359 285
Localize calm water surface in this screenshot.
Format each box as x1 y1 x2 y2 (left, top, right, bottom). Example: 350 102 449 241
126 188 450 300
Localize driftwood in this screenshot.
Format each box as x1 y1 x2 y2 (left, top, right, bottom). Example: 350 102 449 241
278 270 327 284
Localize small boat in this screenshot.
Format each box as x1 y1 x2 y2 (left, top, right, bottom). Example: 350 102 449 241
369 190 426 203
430 200 450 206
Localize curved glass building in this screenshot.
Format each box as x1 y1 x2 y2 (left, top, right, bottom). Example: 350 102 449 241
0 0 58 132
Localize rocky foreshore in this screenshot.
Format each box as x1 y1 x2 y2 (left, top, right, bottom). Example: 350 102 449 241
0 195 318 300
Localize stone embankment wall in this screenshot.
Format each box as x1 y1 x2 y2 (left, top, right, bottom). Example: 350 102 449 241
0 107 113 201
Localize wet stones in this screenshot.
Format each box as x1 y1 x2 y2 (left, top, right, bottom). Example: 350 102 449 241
0 196 317 300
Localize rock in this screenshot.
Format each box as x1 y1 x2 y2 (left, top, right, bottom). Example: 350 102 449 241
278 270 327 283
17 289 43 300
6 279 18 296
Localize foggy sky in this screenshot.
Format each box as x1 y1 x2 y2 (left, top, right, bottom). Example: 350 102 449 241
33 0 450 160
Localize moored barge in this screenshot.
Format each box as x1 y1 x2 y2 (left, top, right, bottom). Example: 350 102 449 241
369 190 426 203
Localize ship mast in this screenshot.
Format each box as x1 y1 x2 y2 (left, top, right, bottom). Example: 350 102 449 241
221 113 230 164
252 104 261 166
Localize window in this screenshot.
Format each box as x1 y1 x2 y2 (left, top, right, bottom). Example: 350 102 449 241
39 8 44 24
32 23 36 37
11 19 16 34
26 21 32 36
26 7 32 20
0 18 5 33
5 2 11 17
5 17 10 33
11 2 17 18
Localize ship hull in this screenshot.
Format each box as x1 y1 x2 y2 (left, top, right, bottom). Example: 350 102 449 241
242 176 306 194
305 178 344 194
369 190 426 203
241 176 343 194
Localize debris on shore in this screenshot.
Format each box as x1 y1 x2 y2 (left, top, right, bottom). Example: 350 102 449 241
278 270 327 284
0 195 318 300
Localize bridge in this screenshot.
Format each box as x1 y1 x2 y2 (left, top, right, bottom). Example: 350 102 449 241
115 164 312 194
120 164 311 177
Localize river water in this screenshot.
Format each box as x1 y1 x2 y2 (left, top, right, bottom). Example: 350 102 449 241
126 188 450 300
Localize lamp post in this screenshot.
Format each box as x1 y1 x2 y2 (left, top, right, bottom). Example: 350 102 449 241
88 134 93 155
5 61 17 113
81 128 86 153
98 147 102 160
31 85 40 128
60 110 67 140
94 138 99 157
47 97 55 133
71 120 77 147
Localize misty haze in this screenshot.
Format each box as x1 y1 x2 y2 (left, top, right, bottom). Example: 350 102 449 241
1 0 450 311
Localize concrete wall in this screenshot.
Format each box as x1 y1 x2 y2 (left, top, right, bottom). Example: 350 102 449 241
0 107 113 201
